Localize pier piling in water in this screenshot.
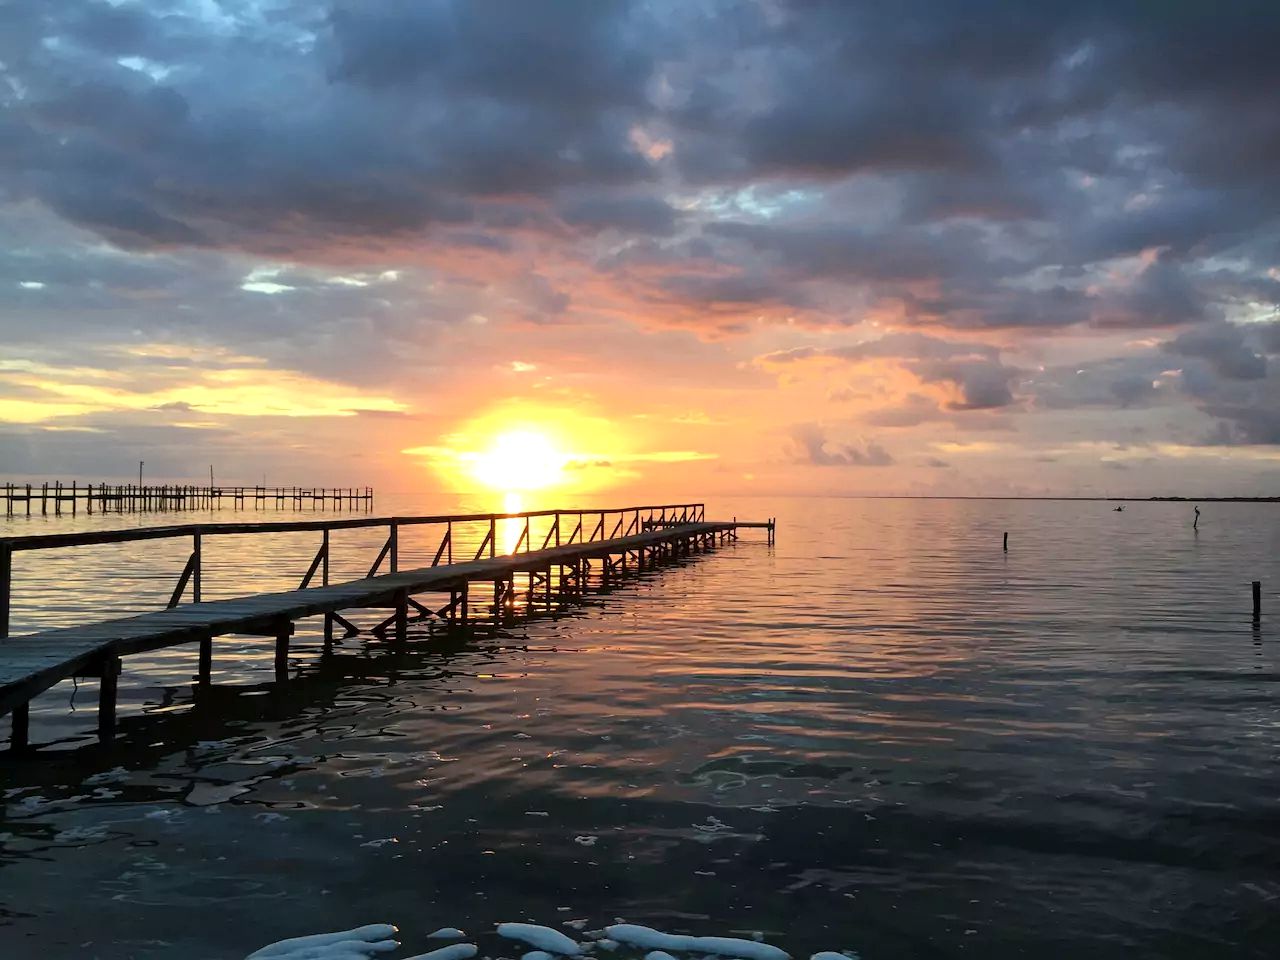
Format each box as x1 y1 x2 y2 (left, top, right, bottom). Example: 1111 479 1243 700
1253 580 1262 621
1003 531 1008 552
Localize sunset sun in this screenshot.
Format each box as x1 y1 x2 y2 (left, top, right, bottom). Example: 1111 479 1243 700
470 429 568 492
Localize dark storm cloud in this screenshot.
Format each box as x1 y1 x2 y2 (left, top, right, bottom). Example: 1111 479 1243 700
1165 323 1268 381
1204 402 1280 445
5 0 1280 295
706 220 993 284
910 358 1017 411
1027 356 1173 411
328 0 650 111
1091 253 1209 329
0 0 662 255
557 192 679 236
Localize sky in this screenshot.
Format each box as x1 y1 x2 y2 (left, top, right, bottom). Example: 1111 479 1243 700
2 0 1279 499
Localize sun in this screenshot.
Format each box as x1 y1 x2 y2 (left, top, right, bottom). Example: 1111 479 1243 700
470 429 568 492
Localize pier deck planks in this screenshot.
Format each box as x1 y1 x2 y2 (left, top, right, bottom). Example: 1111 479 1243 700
0 521 738 717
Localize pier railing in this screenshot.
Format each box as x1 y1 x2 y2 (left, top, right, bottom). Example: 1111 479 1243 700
0 502 706 638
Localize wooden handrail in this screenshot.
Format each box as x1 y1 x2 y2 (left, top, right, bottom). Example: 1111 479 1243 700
0 503 705 551
0 503 707 637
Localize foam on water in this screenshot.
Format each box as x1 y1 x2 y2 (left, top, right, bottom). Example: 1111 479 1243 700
247 923 842 960
496 923 582 955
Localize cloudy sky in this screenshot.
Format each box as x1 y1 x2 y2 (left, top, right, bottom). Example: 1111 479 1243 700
2 0 1279 498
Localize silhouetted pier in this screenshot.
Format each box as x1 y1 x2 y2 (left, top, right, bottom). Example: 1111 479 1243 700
0 503 775 750
1 482 374 516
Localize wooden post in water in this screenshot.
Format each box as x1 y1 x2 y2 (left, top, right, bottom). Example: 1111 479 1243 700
394 588 408 644
1003 531 1008 552
10 702 29 751
198 633 212 684
322 528 333 649
98 655 121 743
192 533 202 603
0 541 10 641
1254 581 1262 621
274 622 291 682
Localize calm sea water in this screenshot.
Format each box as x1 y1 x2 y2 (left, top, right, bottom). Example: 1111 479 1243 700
1 495 1277 959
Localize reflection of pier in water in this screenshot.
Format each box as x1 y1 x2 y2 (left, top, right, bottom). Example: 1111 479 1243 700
17 629 513 766
0 504 775 752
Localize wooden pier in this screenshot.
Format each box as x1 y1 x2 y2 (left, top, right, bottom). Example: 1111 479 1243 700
0 503 775 751
1 482 374 515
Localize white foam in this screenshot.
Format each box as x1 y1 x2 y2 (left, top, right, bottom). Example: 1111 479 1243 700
428 929 467 940
810 953 856 960
523 951 557 960
595 941 619 952
497 923 583 955
645 952 681 960
605 925 789 960
401 945 479 960
246 924 399 959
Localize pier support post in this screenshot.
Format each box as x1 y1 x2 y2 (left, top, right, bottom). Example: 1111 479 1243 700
274 622 291 682
192 532 202 603
394 588 408 643
0 541 11 641
198 634 212 684
98 655 121 744
1253 580 1262 621
10 702 29 752
322 528 333 649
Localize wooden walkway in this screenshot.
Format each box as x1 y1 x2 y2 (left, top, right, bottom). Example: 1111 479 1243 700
0 504 774 751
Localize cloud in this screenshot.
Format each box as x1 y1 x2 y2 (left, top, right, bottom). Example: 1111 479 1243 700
759 332 998 366
862 394 947 427
911 358 1017 410
1165 322 1268 381
557 191 679 236
1092 253 1209 330
1027 356 1173 411
789 424 893 466
5 0 1280 487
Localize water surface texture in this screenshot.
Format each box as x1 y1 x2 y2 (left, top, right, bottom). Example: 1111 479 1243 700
1 496 1277 959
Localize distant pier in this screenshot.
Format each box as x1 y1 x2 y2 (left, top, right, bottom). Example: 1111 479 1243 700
2 482 374 516
0 502 776 751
